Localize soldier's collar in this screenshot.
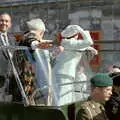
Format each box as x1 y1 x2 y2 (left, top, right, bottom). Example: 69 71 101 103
88 96 103 107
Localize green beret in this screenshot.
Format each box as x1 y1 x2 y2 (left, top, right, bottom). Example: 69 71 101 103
90 73 113 87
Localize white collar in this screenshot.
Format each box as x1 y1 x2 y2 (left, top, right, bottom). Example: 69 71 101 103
0 32 7 36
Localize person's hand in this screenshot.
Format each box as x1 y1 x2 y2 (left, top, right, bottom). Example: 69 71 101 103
86 47 98 55
52 46 64 56
85 47 98 61
38 40 53 49
58 46 64 52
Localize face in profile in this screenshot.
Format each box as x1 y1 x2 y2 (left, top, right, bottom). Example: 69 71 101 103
97 86 112 101
0 13 12 32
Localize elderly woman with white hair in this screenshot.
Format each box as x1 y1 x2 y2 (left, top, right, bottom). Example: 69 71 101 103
20 18 52 48
52 25 97 106
19 18 58 105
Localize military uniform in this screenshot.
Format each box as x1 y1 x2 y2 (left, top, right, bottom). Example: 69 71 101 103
76 98 108 120
76 73 113 120
105 72 120 120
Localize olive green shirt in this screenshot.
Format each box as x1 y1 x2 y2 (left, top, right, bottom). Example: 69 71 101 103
76 99 108 120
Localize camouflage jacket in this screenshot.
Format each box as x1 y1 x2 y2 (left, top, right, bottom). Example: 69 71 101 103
76 99 108 120
19 31 40 47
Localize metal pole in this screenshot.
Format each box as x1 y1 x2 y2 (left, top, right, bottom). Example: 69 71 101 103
0 46 29 106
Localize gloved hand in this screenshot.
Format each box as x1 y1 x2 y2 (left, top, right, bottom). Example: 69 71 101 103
85 46 98 61
86 46 98 55
52 46 64 56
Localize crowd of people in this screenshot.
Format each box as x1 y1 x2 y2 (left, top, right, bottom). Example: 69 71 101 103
0 12 120 120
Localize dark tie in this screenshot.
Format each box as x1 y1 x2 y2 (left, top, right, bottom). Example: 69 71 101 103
0 33 11 59
2 34 9 46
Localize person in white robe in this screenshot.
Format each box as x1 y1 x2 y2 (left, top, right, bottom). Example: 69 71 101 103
52 25 96 106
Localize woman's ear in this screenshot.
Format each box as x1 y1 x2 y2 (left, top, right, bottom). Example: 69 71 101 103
93 87 100 93
8 21 12 29
40 31 44 35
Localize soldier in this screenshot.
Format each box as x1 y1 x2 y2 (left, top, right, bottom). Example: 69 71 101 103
76 73 113 120
105 72 120 120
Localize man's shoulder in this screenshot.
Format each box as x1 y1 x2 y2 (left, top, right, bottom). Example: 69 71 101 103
76 100 94 120
80 100 93 108
7 33 16 40
80 99 101 112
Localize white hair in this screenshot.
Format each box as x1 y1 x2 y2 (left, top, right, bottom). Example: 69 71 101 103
27 18 45 32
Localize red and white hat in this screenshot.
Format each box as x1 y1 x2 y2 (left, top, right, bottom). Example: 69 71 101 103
61 25 84 38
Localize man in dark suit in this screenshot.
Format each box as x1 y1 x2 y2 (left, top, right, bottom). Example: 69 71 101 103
105 72 120 120
0 12 18 102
